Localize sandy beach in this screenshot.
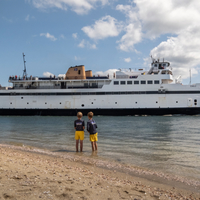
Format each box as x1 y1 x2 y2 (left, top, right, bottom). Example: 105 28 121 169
0 144 200 200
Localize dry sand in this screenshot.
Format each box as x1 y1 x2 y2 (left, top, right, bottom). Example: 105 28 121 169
0 144 200 200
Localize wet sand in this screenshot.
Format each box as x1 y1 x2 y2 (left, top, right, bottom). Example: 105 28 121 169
0 144 200 200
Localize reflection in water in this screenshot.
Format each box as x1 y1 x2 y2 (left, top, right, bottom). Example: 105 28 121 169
0 115 200 181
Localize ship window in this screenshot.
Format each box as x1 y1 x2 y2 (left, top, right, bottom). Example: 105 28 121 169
176 101 178 103
27 102 29 104
21 97 23 99
135 102 137 104
81 92 88 95
154 80 160 84
147 80 153 84
10 102 12 104
81 104 84 107
84 83 89 88
91 102 93 104
115 102 117 104
60 102 62 104
141 81 146 84
194 99 197 105
134 81 139 84
114 81 119 85
92 83 97 88
156 101 158 103
78 70 81 75
45 102 47 104
127 81 132 84
159 64 164 69
120 81 125 85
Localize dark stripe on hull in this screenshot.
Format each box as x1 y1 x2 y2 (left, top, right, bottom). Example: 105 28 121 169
0 90 200 96
0 108 200 116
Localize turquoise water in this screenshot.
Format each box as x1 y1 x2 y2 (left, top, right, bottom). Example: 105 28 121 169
0 115 200 181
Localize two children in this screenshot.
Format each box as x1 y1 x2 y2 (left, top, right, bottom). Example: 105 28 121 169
74 111 98 152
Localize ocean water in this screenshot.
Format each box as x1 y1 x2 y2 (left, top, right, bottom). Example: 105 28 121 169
0 115 200 181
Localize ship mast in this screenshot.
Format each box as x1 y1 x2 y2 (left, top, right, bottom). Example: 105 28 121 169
22 53 27 78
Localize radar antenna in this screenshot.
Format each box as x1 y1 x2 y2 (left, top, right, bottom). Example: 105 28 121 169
22 53 27 78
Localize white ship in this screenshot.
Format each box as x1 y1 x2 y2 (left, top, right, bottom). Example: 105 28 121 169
0 55 200 116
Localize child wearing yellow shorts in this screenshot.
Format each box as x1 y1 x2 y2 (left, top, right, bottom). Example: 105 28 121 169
74 112 85 152
87 112 98 151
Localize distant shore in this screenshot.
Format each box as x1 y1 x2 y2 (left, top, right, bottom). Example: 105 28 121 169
0 144 200 200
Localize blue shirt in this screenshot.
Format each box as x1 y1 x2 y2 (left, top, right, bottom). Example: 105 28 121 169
87 119 97 134
74 119 85 131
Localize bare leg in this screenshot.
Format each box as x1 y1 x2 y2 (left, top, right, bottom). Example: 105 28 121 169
94 141 98 151
76 140 79 152
80 140 83 152
91 142 95 151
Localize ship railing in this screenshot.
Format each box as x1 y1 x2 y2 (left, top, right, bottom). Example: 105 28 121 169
9 76 31 81
10 85 104 90
0 87 7 90
9 76 59 81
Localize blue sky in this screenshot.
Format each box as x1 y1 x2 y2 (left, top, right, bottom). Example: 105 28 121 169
1 0 200 86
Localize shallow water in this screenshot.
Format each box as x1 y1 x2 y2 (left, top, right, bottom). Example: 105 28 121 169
0 115 200 181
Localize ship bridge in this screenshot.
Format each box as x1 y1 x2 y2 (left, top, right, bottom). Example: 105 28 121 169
115 60 173 84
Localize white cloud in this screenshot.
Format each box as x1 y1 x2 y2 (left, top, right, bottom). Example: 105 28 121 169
25 14 35 21
72 33 78 39
94 69 118 79
90 44 97 49
43 72 54 77
25 15 30 21
82 15 123 40
78 39 85 48
124 57 131 63
35 0 200 80
135 0 200 38
60 34 65 39
31 0 110 15
117 23 142 52
78 39 97 49
116 0 200 51
150 26 200 79
40 32 57 41
116 4 142 52
2 17 12 23
116 4 138 22
58 74 66 79
74 56 81 60
115 0 200 80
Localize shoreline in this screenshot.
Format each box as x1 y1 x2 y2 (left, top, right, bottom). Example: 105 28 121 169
1 143 200 188
0 144 200 199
